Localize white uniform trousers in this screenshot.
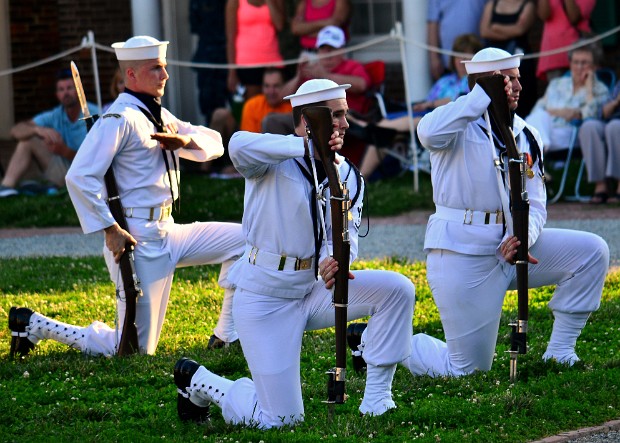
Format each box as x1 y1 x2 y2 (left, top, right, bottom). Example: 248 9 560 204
219 270 414 429
578 119 620 182
407 228 608 376
75 221 244 356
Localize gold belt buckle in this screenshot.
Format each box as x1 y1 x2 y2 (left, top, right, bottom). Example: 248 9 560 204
161 205 171 220
295 257 312 271
463 209 474 225
248 246 259 265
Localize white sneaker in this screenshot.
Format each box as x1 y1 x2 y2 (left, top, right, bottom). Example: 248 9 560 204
0 185 18 197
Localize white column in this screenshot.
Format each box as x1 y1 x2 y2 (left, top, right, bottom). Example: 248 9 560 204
130 0 163 39
0 0 14 137
402 0 431 102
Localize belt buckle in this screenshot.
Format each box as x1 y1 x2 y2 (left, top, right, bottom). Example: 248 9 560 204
496 210 503 224
295 257 312 271
248 246 259 265
161 205 171 221
463 209 474 225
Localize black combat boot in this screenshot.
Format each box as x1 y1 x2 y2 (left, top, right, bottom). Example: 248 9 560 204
8 307 36 359
347 322 368 374
174 357 210 422
207 334 240 350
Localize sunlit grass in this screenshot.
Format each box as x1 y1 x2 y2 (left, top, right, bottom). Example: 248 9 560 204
1 257 618 442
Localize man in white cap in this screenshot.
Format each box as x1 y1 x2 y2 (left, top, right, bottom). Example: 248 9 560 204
282 26 370 115
276 25 371 165
8 36 245 357
172 78 415 427
380 47 608 377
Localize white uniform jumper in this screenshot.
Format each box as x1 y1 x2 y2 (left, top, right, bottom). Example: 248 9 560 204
187 131 415 428
60 92 244 355
405 85 609 376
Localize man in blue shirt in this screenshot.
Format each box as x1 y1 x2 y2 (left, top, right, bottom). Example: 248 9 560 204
0 69 97 197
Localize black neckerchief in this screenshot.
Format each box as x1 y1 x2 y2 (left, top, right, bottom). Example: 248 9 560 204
125 88 163 123
295 156 326 279
478 120 509 235
126 88 180 213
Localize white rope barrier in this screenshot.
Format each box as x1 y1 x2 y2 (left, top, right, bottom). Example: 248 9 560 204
166 34 394 69
2 24 619 76
0 44 85 77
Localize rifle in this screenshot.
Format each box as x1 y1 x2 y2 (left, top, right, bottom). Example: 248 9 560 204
71 62 142 356
302 106 351 410
477 74 529 381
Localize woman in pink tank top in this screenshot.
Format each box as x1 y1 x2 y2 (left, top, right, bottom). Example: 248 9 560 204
226 0 285 98
291 0 351 51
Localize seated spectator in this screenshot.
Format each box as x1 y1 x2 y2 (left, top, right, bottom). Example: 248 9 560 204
290 0 351 52
281 25 369 113
203 67 292 177
577 80 620 204
354 33 483 181
241 67 292 133
281 25 370 164
525 42 609 154
0 69 98 198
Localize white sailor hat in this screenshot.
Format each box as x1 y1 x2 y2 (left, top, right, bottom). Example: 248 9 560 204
112 36 169 61
462 47 523 74
284 79 351 108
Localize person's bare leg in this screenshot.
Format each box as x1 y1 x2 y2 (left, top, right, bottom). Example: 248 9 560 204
1 138 50 188
202 108 236 173
360 144 382 178
377 116 422 132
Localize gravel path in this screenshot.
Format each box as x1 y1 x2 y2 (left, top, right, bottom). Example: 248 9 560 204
357 218 620 267
1 204 619 265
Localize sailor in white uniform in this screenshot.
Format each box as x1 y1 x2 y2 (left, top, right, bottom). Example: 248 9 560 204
8 36 244 357
399 48 609 377
172 79 415 428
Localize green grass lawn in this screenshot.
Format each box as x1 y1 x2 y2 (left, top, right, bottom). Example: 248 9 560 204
0 170 433 228
1 258 618 442
0 158 591 228
0 163 616 442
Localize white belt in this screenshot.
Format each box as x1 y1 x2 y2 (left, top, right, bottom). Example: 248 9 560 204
123 205 172 222
246 245 314 271
434 205 503 225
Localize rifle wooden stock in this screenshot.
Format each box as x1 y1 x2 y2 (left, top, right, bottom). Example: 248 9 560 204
477 74 529 378
303 106 350 405
103 168 142 356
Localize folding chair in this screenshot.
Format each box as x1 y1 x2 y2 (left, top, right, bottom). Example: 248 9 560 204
362 61 429 175
549 68 617 203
